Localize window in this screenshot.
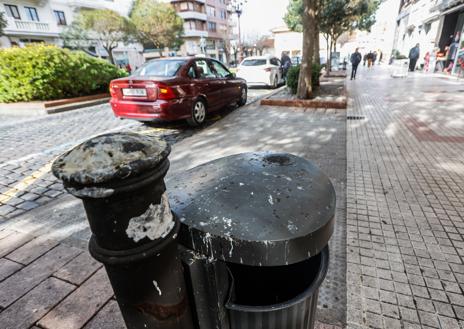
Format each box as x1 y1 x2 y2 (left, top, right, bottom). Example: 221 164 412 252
207 5 216 17
241 59 267 66
194 60 215 78
4 4 20 19
270 58 279 66
25 7 39 21
207 22 217 32
187 66 197 79
220 10 227 19
133 60 186 77
184 21 195 31
54 10 66 26
211 60 230 78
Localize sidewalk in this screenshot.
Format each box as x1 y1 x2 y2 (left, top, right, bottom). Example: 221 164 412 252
346 67 464 328
0 98 347 328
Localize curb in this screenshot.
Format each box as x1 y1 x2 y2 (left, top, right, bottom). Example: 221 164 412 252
261 98 347 109
0 94 110 116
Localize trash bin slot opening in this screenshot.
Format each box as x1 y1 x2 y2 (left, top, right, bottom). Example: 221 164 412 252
226 253 321 307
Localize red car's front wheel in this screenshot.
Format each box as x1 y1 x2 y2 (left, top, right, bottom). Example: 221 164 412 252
237 87 247 107
187 99 207 127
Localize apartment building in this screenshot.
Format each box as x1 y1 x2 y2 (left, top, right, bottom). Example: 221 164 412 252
0 0 144 68
394 0 464 75
167 0 235 62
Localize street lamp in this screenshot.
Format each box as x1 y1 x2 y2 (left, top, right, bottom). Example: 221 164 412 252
228 0 247 62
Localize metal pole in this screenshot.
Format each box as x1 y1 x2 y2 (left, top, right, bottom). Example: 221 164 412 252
52 133 193 329
237 11 242 62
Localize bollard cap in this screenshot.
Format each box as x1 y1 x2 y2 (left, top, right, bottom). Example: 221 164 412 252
52 132 170 190
169 152 335 267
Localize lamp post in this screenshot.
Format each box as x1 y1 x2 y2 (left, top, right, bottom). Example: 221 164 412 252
229 0 247 62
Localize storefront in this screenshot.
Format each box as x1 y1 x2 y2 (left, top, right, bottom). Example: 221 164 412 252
436 2 464 75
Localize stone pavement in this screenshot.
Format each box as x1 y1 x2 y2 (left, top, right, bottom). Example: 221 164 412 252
346 67 464 328
0 88 271 222
0 97 346 328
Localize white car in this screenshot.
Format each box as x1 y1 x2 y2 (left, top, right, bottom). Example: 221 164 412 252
236 56 284 88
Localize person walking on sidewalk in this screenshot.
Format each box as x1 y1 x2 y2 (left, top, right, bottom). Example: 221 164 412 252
281 51 292 80
350 48 362 80
408 43 420 72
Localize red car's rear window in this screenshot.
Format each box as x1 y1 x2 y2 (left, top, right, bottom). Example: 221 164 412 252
133 60 186 77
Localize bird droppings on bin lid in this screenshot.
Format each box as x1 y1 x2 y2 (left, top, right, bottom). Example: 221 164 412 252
52 132 170 186
168 152 336 267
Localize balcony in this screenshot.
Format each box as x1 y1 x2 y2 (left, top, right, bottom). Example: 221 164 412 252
178 11 207 21
183 29 208 38
4 17 59 37
68 0 106 10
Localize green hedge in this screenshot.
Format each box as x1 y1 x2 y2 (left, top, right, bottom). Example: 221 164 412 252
286 63 322 95
0 45 127 103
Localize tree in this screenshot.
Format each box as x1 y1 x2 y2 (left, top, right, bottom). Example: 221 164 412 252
320 0 379 70
131 0 184 57
285 0 320 64
61 9 133 64
297 0 317 99
0 12 7 37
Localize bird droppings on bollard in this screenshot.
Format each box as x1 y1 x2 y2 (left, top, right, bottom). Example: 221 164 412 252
66 186 115 198
52 132 170 186
152 280 162 296
126 192 175 243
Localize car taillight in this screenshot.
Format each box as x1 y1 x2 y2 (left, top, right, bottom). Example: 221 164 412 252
157 84 176 100
264 67 272 72
109 83 119 97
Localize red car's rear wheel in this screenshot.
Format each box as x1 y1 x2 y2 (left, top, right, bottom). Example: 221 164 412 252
187 99 207 126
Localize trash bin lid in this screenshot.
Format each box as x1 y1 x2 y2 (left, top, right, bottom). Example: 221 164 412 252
168 152 335 266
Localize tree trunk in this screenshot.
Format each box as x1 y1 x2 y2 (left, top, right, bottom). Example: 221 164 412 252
314 24 320 65
105 47 115 64
297 0 317 99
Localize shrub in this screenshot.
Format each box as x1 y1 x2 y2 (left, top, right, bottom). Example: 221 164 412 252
286 63 322 95
286 65 300 94
0 44 127 103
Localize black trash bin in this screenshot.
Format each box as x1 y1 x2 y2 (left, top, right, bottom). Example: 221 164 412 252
169 152 335 329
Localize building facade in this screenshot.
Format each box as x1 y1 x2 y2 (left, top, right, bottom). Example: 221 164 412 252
1 0 236 67
164 0 234 63
394 0 464 75
0 0 145 68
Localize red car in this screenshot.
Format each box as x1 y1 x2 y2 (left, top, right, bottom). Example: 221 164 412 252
109 57 247 126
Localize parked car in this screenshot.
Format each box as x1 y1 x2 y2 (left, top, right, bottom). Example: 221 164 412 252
109 57 247 126
236 55 284 88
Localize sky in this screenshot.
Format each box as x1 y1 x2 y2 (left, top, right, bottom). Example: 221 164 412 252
239 0 290 39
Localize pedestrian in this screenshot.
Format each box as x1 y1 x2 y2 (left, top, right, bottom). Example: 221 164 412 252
350 48 362 80
280 51 292 80
408 43 420 72
367 52 374 68
363 54 367 66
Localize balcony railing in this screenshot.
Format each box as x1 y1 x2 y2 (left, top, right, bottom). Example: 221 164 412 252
5 17 52 34
183 29 208 38
68 0 106 9
179 11 208 21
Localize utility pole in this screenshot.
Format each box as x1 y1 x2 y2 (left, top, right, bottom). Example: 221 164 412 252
228 0 247 62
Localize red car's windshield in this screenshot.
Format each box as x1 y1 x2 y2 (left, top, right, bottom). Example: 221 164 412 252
133 60 186 77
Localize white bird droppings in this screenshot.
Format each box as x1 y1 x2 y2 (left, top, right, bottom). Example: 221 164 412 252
268 195 274 205
126 192 174 242
153 280 162 296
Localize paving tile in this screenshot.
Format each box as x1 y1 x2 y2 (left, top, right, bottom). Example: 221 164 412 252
0 244 81 308
6 236 59 265
38 268 114 329
0 258 23 282
0 231 34 258
53 251 102 285
0 277 75 329
83 300 126 329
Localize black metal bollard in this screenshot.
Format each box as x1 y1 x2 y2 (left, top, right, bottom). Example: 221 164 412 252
52 132 193 329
